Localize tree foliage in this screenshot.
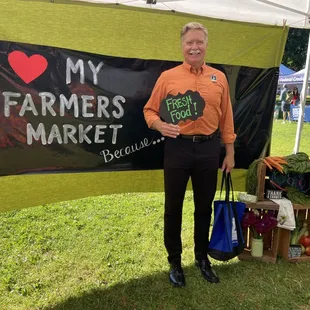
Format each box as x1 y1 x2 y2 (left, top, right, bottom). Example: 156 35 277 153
282 28 310 71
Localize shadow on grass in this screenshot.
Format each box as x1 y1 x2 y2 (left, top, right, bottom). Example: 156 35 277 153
46 263 242 310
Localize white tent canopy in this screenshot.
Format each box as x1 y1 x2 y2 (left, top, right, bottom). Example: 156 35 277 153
279 69 308 84
79 0 310 28
78 0 310 154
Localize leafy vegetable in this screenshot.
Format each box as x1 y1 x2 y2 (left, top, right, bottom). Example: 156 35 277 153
290 213 308 245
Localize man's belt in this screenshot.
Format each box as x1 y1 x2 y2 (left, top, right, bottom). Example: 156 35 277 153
178 132 217 142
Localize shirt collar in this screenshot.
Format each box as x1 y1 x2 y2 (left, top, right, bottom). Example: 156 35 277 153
182 61 206 75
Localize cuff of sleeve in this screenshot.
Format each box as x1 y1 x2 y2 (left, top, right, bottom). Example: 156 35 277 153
148 117 161 129
221 133 237 144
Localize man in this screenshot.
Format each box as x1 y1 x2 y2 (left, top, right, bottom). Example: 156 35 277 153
143 22 236 287
280 84 291 124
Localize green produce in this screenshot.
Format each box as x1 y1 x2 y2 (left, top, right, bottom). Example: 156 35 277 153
290 226 308 245
301 245 306 255
246 152 310 205
286 187 310 205
245 158 262 195
290 213 308 245
283 152 310 174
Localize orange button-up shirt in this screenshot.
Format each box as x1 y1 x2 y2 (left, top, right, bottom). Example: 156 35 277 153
143 62 236 144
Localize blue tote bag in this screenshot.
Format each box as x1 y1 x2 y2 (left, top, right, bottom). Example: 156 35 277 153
208 172 246 261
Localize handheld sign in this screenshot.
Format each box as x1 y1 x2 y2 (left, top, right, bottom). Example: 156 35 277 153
159 90 205 124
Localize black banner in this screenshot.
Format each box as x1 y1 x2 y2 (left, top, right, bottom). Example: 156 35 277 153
0 41 279 176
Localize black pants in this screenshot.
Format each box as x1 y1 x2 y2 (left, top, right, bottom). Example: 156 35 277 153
163 135 221 264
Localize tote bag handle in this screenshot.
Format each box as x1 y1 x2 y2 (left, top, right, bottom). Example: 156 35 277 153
221 172 244 248
220 172 234 203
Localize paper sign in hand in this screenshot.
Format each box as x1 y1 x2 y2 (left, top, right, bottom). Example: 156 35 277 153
159 90 205 125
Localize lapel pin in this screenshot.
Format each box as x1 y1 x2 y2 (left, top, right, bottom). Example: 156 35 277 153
211 74 217 82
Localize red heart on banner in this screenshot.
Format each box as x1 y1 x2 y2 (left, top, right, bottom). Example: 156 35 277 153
8 51 48 84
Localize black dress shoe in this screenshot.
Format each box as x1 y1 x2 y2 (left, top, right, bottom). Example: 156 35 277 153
169 263 185 287
195 259 219 283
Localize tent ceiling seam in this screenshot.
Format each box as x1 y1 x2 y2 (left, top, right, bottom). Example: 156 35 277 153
256 0 310 17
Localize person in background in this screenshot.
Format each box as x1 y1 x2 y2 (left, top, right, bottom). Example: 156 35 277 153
280 84 291 124
143 22 236 287
292 87 300 106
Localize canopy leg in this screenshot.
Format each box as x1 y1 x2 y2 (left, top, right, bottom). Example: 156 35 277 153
293 32 310 154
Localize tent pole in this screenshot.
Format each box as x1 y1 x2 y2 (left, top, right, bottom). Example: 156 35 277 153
293 32 310 154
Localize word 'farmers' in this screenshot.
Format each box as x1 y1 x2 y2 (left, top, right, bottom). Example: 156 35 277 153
3 92 125 119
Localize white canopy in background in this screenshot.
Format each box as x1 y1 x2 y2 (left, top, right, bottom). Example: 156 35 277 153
279 69 308 84
78 0 310 28
77 0 310 154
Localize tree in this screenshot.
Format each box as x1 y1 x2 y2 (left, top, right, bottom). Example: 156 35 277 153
282 28 310 71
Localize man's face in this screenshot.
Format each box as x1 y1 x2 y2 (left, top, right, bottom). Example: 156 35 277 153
182 29 207 68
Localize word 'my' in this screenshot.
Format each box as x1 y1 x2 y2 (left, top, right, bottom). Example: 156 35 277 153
66 58 106 85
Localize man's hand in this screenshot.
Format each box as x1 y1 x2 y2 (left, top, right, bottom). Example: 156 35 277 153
221 154 235 173
153 120 180 138
222 143 235 173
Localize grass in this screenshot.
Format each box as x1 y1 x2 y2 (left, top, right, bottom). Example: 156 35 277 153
270 120 310 156
1 121 310 310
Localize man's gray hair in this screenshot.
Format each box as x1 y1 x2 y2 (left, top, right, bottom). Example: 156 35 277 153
181 22 208 43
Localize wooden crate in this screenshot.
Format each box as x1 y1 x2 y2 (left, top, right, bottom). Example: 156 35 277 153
255 161 267 201
240 201 310 262
238 201 280 263
239 228 280 263
255 161 283 201
278 205 310 262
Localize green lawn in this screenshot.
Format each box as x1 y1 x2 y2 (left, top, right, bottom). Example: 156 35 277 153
270 120 310 156
1 121 310 310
